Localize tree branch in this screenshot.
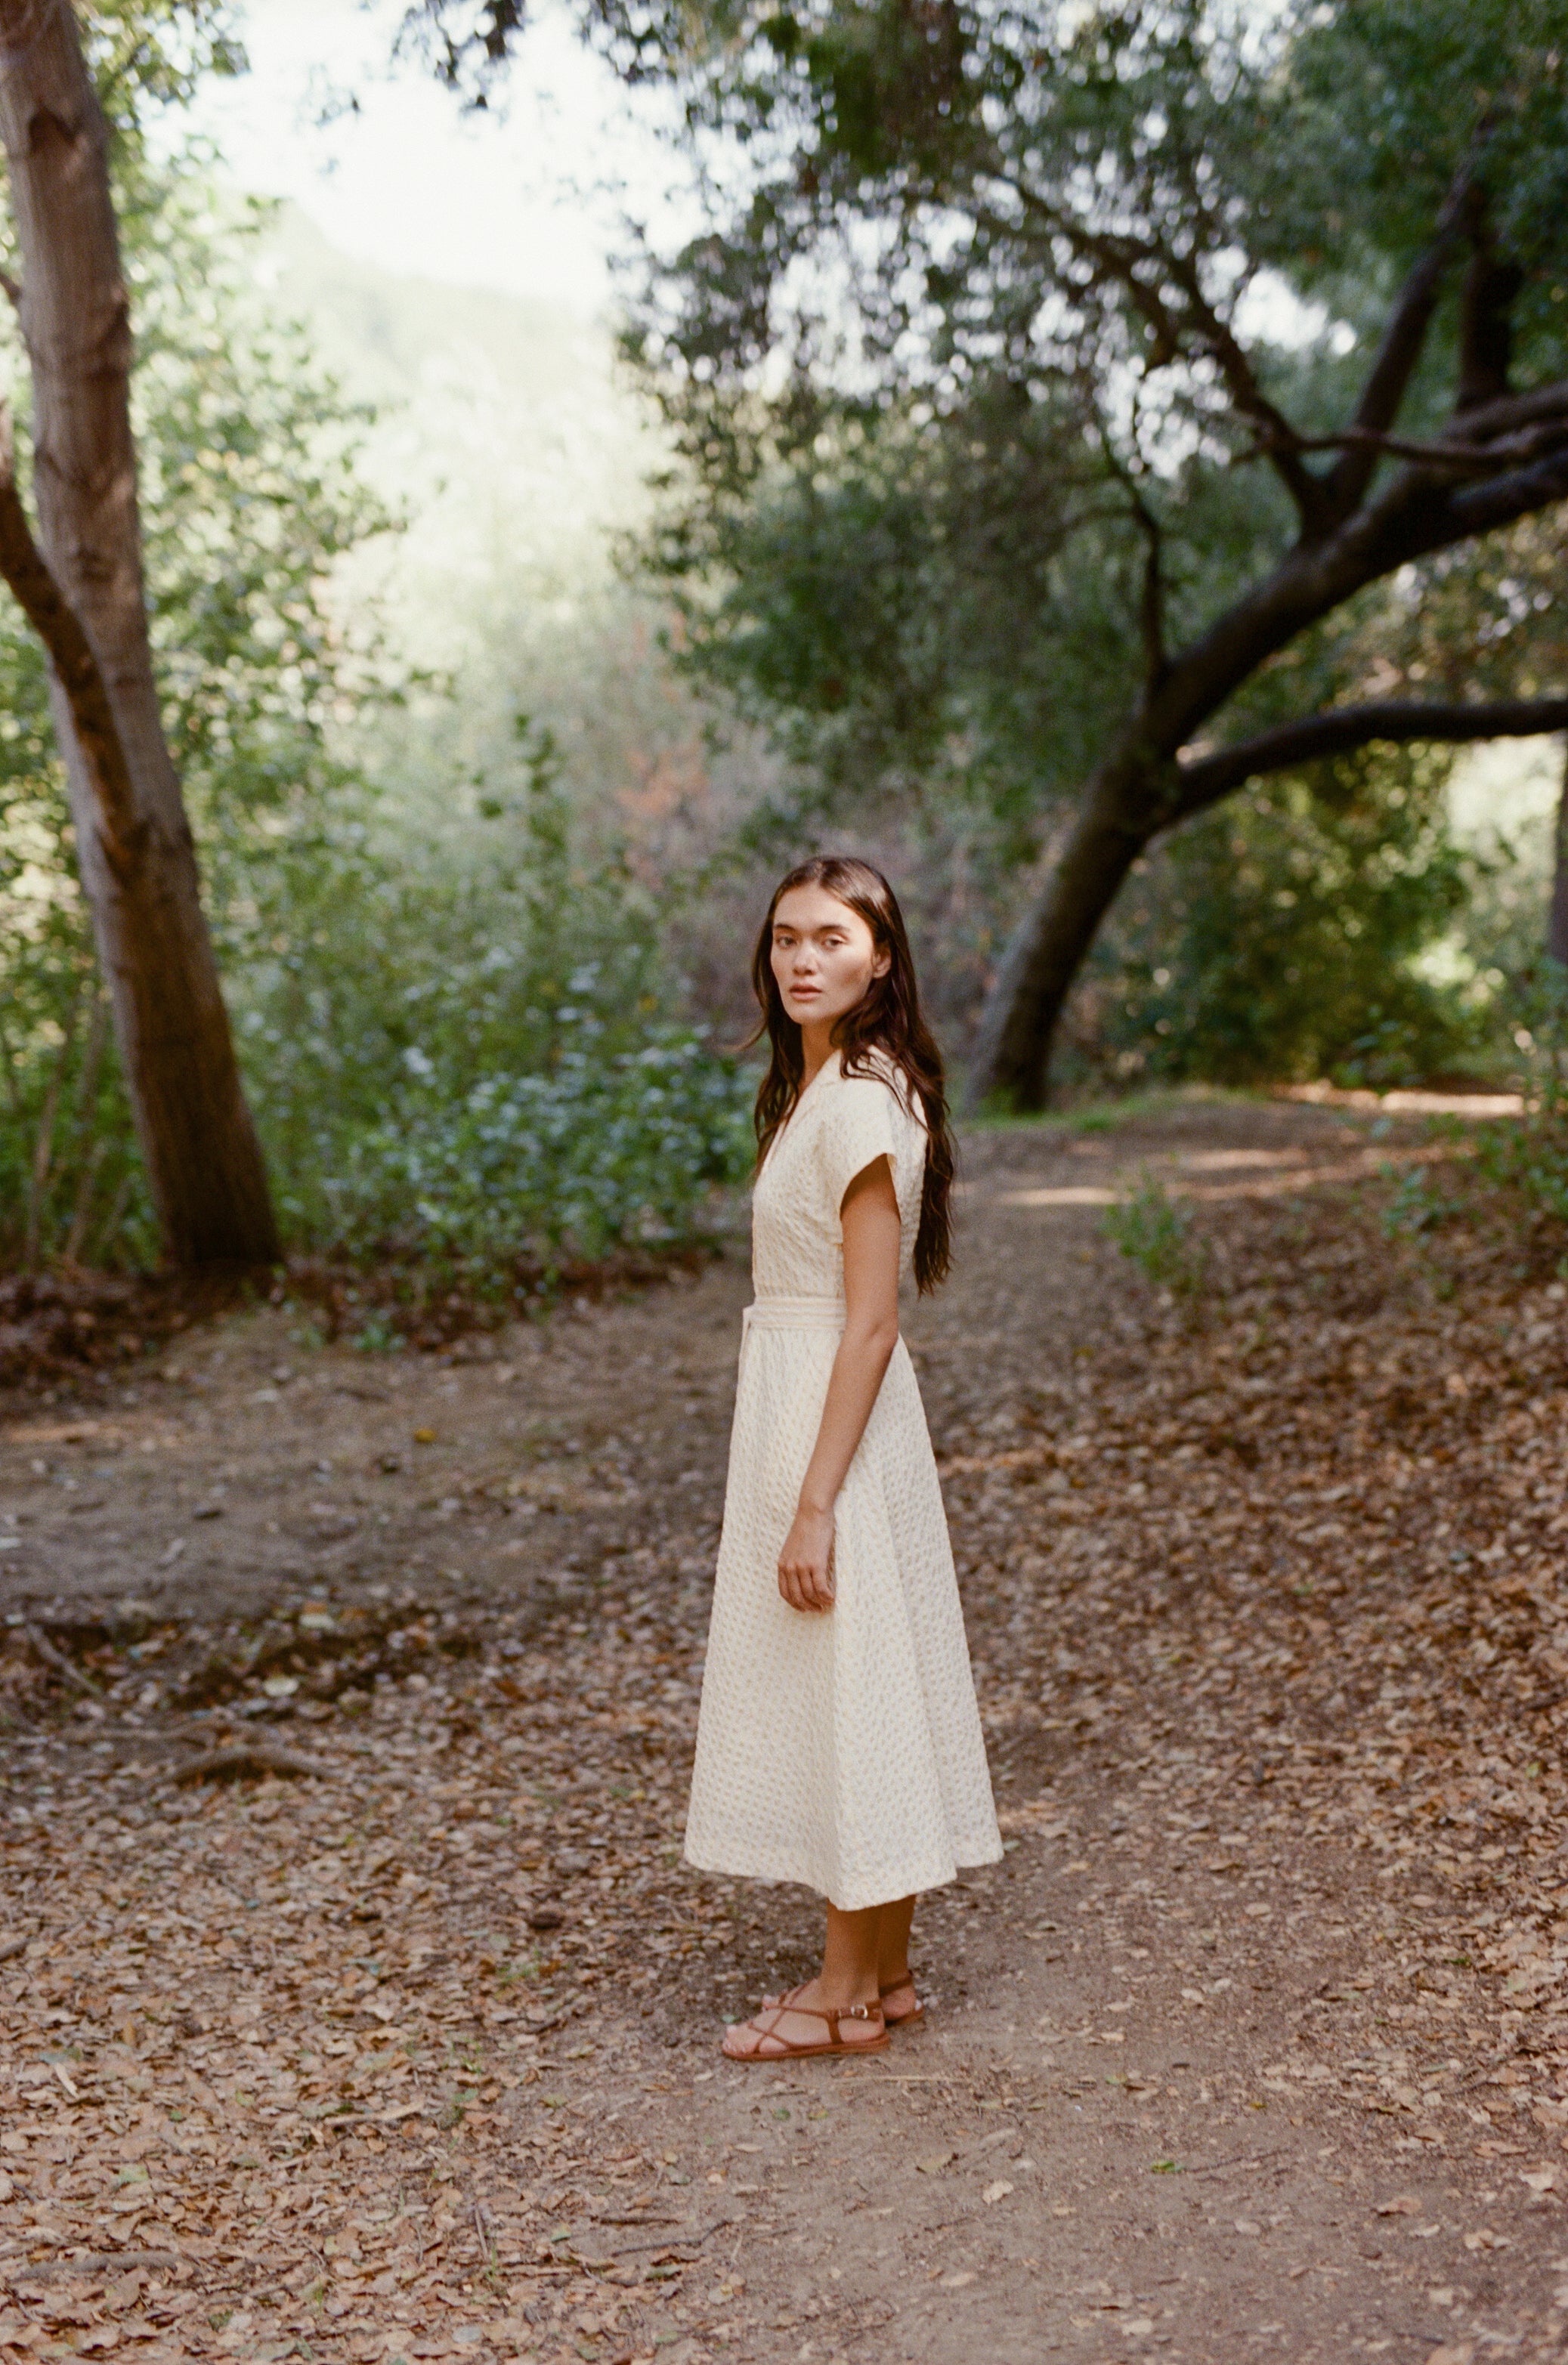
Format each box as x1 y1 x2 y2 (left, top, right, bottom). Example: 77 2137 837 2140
1136 504 1165 696
1096 420 1168 691
1440 377 1568 444
1427 443 1568 552
1321 165 1477 520
0 399 139 864
1456 188 1522 412
1174 696 1568 818
985 178 1322 524
1158 251 1325 527
1251 410 1568 473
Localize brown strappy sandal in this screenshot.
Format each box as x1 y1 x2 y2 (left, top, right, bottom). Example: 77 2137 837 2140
760 1971 925 2028
880 1969 925 2028
722 1986 889 2062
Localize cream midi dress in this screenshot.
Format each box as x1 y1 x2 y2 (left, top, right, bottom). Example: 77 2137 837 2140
683 1051 1002 1910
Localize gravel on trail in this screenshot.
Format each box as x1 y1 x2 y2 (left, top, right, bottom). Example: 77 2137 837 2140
5 1093 1568 2364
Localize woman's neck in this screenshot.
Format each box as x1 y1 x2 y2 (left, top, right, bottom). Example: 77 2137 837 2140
799 1022 837 1086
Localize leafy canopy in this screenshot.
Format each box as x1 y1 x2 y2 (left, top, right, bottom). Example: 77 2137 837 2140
623 0 1568 836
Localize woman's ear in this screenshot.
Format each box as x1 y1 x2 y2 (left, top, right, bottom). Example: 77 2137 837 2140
871 945 892 980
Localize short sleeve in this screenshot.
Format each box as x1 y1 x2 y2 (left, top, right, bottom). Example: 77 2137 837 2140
817 1074 905 1214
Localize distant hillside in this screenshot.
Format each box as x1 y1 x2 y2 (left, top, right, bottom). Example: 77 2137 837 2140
252 203 659 662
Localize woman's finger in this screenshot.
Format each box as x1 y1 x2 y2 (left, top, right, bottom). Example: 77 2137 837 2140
780 1559 827 1612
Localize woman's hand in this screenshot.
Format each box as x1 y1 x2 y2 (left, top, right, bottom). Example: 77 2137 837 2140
778 1503 837 1612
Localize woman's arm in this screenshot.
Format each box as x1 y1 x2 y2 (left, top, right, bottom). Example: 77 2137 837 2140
777 1154 902 1613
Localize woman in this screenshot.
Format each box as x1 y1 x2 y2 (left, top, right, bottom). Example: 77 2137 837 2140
684 855 1001 2060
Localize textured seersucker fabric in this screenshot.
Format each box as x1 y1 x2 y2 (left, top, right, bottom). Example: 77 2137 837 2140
683 1051 1002 1909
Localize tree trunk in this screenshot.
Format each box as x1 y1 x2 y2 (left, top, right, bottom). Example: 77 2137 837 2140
970 698 1568 1106
0 0 278 1265
1549 738 1568 970
966 747 1163 1108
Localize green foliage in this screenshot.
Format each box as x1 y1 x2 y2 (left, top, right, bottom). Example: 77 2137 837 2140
642 376 1141 863
1473 963 1568 1228
628 0 1567 815
1065 747 1482 1089
230 722 753 1272
1378 1162 1452 1238
1103 1176 1210 1303
1270 0 1568 365
0 812 144 1265
618 0 1568 1087
0 175 391 1269
0 178 752 1278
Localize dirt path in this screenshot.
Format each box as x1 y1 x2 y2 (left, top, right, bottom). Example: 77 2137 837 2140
6 1093 1568 2364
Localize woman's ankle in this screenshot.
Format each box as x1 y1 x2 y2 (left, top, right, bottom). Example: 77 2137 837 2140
806 1968 881 2013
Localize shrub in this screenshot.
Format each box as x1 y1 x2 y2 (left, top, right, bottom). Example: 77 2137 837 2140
233 725 754 1274
1063 747 1483 1090
1472 964 1568 1235
0 182 753 1282
1103 1175 1211 1306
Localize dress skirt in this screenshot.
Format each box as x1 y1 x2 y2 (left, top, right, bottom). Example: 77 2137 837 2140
683 1294 1003 1911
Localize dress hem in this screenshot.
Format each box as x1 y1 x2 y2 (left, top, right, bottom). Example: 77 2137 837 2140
681 1835 1004 1912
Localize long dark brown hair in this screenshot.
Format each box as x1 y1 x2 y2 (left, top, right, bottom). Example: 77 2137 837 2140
749 855 955 1293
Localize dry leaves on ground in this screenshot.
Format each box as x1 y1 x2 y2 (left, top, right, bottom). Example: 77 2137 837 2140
7 1097 1568 2360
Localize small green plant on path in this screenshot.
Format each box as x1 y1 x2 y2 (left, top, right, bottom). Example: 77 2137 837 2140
1473 969 1568 1240
1378 1162 1452 1240
1103 1175 1211 1310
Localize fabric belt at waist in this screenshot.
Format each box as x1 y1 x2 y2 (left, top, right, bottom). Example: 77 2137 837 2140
743 1296 847 1333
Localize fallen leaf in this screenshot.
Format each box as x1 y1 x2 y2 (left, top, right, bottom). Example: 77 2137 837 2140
982 2180 1013 2205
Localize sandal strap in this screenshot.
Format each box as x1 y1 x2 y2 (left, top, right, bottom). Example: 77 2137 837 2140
823 1999 883 2042
751 1996 884 2042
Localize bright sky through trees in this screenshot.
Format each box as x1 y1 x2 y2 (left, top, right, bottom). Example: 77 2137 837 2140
179 0 678 314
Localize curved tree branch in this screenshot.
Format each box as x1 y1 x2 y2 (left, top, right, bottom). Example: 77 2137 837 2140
1320 163 1477 521
982 176 1324 527
1457 192 1523 412
1443 377 1568 444
1174 696 1568 820
1158 249 1326 528
1254 411 1568 473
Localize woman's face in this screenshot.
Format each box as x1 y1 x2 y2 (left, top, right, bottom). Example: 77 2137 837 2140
769 885 889 1034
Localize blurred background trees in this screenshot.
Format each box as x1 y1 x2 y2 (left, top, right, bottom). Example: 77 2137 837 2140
619 0 1568 1102
2 0 1568 1294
